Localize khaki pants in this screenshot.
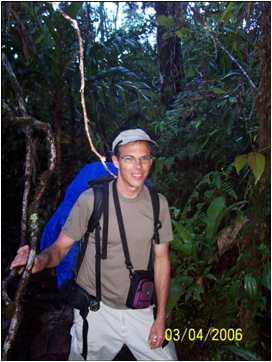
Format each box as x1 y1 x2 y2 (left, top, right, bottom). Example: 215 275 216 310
69 302 177 360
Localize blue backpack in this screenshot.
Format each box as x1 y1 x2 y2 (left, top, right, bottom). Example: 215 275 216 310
39 162 118 287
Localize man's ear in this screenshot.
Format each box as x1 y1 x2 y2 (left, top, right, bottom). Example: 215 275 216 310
112 155 119 169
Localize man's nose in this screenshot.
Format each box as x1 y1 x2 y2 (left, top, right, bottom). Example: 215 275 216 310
134 158 143 168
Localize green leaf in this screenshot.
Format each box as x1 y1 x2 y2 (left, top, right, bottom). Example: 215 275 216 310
213 173 222 189
228 96 237 103
175 223 194 243
257 243 269 257
248 152 265 184
156 15 173 28
221 2 234 23
164 156 175 170
244 274 257 298
205 196 226 241
221 71 241 81
234 154 248 174
175 27 192 39
179 242 194 256
212 87 226 95
184 285 194 302
207 197 226 221
205 273 217 281
192 286 204 302
178 275 194 286
162 32 173 41
222 345 262 361
175 29 184 39
91 66 138 81
204 190 214 199
166 278 183 315
174 223 195 256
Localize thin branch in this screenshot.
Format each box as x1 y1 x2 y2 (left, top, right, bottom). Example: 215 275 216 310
21 128 33 245
9 5 32 61
20 124 33 246
213 35 257 91
54 5 116 177
114 2 119 31
9 115 58 132
2 52 28 116
2 116 57 360
189 7 257 91
2 269 17 309
2 249 37 360
2 52 34 248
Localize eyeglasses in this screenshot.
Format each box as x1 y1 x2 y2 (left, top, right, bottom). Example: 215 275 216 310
119 155 153 165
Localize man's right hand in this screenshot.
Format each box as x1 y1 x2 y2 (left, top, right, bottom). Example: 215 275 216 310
10 245 46 274
10 232 75 274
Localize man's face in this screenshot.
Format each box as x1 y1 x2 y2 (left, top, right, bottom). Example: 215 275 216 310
112 141 153 190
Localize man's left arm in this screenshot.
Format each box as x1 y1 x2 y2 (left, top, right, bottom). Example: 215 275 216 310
148 243 170 349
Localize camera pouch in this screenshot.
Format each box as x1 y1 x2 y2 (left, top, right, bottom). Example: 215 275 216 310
126 270 154 309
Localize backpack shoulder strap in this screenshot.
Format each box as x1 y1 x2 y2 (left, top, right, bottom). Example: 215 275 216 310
146 185 161 272
73 179 111 361
88 184 105 232
147 185 161 244
75 181 109 274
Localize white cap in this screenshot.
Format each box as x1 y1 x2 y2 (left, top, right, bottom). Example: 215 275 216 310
112 129 158 153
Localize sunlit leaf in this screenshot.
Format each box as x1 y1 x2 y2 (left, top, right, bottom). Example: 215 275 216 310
248 152 265 184
234 154 248 174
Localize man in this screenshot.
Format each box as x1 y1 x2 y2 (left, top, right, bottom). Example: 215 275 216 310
11 129 177 360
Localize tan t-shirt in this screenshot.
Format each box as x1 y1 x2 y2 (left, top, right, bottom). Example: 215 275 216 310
62 181 173 309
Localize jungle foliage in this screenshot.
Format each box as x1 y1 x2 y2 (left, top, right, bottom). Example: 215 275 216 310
2 2 270 361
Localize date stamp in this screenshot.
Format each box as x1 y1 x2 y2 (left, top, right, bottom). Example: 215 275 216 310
165 328 243 343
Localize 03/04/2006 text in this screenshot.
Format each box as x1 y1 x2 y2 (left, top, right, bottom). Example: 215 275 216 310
164 328 243 343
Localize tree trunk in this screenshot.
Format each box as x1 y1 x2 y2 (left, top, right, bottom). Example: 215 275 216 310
240 3 270 350
254 2 270 200
256 3 271 159
155 2 185 107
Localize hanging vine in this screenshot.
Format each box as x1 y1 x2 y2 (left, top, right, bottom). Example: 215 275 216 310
53 3 116 177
